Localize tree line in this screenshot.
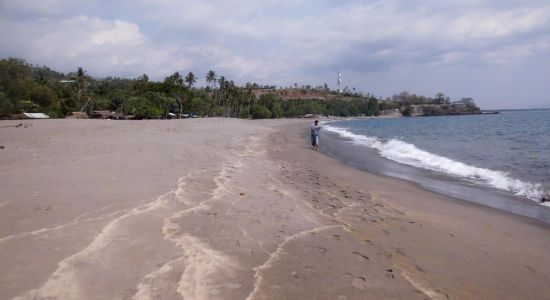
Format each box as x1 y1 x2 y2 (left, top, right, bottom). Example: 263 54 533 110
0 58 383 119
0 58 479 119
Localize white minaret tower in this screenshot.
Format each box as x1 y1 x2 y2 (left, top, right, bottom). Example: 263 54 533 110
337 69 342 95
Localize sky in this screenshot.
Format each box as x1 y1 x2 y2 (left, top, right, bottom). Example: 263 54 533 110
1 0 550 109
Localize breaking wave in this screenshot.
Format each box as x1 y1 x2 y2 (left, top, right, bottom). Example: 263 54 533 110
323 124 548 205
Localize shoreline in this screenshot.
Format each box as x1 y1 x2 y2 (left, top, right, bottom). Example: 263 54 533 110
1 118 549 299
268 121 550 299
318 126 550 223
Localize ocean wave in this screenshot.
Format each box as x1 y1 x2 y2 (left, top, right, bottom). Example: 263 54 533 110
323 124 548 204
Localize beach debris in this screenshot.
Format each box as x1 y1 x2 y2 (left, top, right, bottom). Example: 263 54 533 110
1 123 24 128
3 122 33 128
239 192 245 196
90 110 116 119
0 146 4 149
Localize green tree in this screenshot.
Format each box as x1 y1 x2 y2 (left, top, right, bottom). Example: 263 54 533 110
216 75 226 106
125 92 174 119
185 72 196 88
16 100 41 113
270 100 283 118
0 91 14 116
163 72 184 90
125 96 161 119
163 72 186 116
401 105 413 117
91 97 114 111
250 104 271 119
28 85 58 109
0 58 31 84
0 59 34 107
366 98 379 116
434 92 449 104
206 70 217 89
218 75 226 89
134 74 150 94
71 67 92 112
188 97 210 116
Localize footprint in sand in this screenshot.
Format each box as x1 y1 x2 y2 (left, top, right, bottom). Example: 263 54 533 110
392 247 408 258
351 276 367 290
414 264 427 273
313 246 327 254
407 221 424 227
524 265 537 274
352 251 370 262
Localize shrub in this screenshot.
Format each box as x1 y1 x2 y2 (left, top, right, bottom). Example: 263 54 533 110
250 104 272 119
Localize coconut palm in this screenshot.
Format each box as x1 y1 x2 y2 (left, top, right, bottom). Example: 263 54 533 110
184 72 196 88
206 70 217 89
218 76 226 91
217 75 226 106
72 67 92 112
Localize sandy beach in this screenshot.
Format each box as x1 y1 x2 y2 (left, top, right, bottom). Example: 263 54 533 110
1 118 549 300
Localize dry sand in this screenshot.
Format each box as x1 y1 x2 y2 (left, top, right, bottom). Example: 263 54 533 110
0 118 549 300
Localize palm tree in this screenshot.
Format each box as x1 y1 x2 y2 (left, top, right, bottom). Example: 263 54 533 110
184 72 196 88
218 76 226 90
218 75 226 94
164 72 185 116
73 67 91 112
206 70 217 89
167 72 184 88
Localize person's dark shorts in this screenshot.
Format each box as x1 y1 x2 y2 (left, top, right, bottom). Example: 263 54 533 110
311 133 318 145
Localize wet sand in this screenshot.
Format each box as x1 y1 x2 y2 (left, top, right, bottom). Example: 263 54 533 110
319 129 550 223
1 119 549 299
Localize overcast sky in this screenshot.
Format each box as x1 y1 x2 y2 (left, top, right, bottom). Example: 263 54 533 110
1 0 549 109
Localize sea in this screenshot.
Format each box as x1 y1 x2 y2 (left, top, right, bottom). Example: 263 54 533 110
321 109 550 223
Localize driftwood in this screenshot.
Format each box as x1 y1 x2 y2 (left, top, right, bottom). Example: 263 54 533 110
0 123 32 129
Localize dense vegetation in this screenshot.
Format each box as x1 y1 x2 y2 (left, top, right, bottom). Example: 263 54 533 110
0 58 479 119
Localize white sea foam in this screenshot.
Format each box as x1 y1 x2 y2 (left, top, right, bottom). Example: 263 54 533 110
323 124 547 203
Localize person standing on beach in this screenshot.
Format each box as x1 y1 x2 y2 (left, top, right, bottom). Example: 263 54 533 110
310 120 321 151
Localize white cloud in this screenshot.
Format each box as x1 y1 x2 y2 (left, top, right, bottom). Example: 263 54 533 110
448 7 549 40
89 19 144 46
0 15 191 78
